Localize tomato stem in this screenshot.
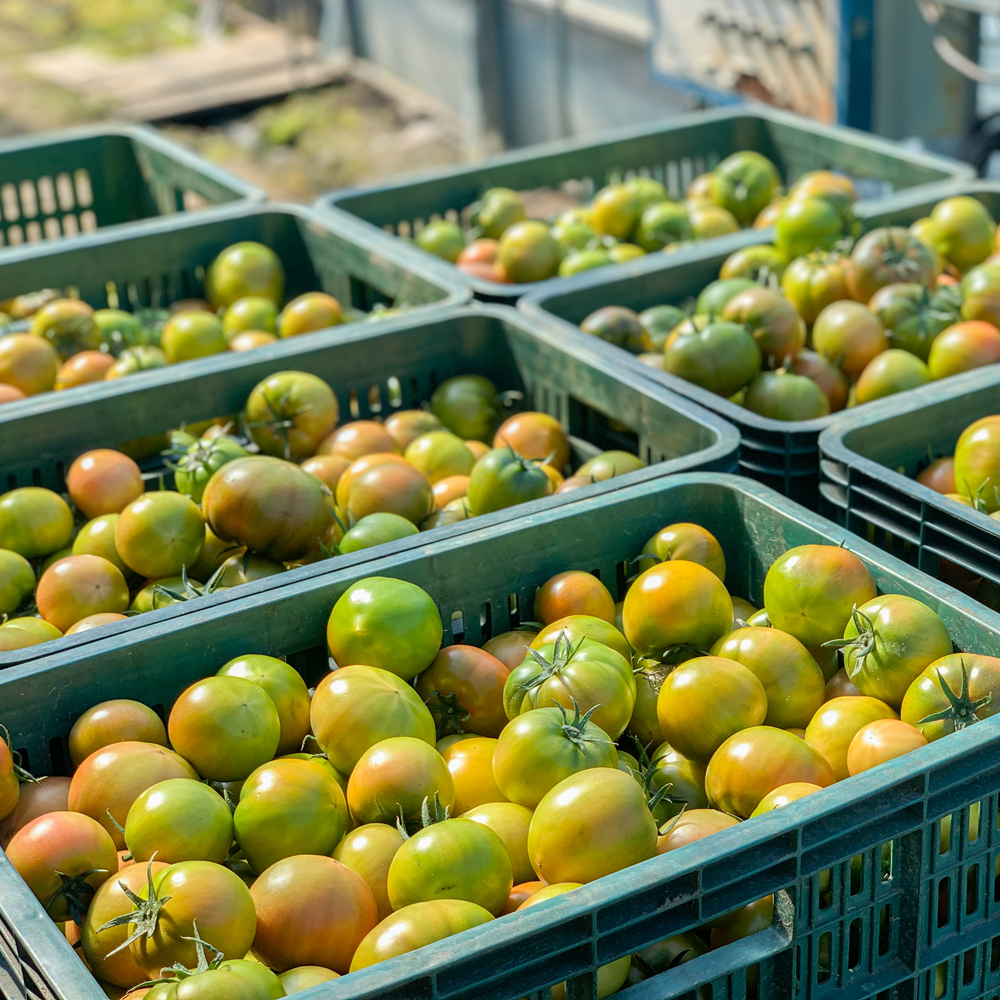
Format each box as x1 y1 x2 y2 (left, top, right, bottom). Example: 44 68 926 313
917 661 992 730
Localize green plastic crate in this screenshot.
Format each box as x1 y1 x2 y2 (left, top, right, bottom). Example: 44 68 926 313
518 180 1000 510
818 363 1000 591
0 124 263 251
0 304 738 669
313 105 973 303
3 473 1000 1000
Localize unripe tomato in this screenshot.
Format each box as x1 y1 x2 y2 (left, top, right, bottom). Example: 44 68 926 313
720 244 787 283
528 767 656 883
722 287 806 363
916 457 956 494
67 449 145 520
463 801 535 884
416 644 509 738
775 197 844 259
847 719 927 775
430 375 499 442
647 742 708 822
929 196 996 273
244 371 338 461
825 668 862 700
384 409 444 451
0 487 74 558
928 321 1000 379
811 301 888 379
954 415 1000 512
67 699 167 765
320 420 400 461
494 412 570 471
206 241 284 309
664 321 762 397
641 522 725 580
30 298 100 360
804 696 898 780
348 462 435 526
301 453 351 492
744 371 830 421
623 560 733 657
575 450 645 481
848 228 937 303
534 570 615 624
497 221 561 283
581 306 650 352
116 491 204 579
706 726 835 818
432 474 470 510
483 628 538 670
855 350 930 404
781 251 852 324
278 967 339 993
333 822 407 920
334 452 409 507
72 514 130 576
311 664 436 773
278 291 343 337
710 896 774 948
0 549 36 617
55 350 115 389
417 220 466 262
531 614 630 660
900 652 1000 740
467 447 552 515
749 781 823 817
222 295 278 338
405 431 475 484
0 333 58 394
503 880 545 914
0 775 70 849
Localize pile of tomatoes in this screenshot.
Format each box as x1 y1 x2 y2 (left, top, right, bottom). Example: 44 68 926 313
0 239 394 406
412 151 786 284
581 189 1000 422
0 370 643 650
3 523 993 998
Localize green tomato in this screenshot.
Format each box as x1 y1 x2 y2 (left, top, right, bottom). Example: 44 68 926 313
575 450 645 481
855 349 931 404
430 375 498 441
467 447 552 516
954 415 1000 512
205 241 285 310
664 321 762 397
222 296 279 339
743 371 830 421
929 196 995 273
711 152 782 227
497 221 562 283
473 188 525 240
638 305 687 351
175 435 248 505
634 201 692 251
720 244 787 282
339 512 419 554
551 219 596 252
0 488 74 559
696 278 758 318
161 311 227 364
72 514 130 577
94 309 144 352
559 248 612 277
417 220 466 263
0 549 35 616
775 197 845 259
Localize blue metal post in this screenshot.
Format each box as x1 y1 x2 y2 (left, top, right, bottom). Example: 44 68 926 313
838 0 875 129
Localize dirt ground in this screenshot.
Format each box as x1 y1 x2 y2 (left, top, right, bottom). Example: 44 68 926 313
0 0 464 201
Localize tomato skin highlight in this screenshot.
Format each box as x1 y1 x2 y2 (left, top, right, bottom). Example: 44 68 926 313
415 644 510 738
333 823 407 921
657 808 739 853
804 696 898 780
900 652 1000 740
847 719 928 775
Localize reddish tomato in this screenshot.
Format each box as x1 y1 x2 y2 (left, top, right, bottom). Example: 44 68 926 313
320 421 400 461
482 628 538 670
5 811 118 921
928 321 1000 379
415 644 510 737
0 333 58 394
848 228 938 302
623 561 733 657
278 292 343 337
749 781 823 817
433 474 470 509
534 570 616 624
503 880 545 914
656 808 739 853
657 656 767 762
384 410 444 451
229 330 277 352
790 350 849 413
527 767 656 883
825 668 862 700
81 859 170 987
493 412 570 471
706 726 835 817
347 736 454 825
0 775 70 849
333 822 407 921
0 383 25 404
36 554 129 632
55 350 115 390
68 699 167 767
722 287 806 364
66 449 144 519
917 457 956 494
847 719 927 775
350 899 493 972
640 522 726 581
334 452 410 507
68 741 198 848
804 696 898 780
900 652 1000 740
348 461 435 526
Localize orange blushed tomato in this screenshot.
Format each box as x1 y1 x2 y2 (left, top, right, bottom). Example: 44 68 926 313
503 880 545 914
5 811 118 922
657 808 740 853
250 854 378 975
0 776 70 849
441 737 507 813
811 301 888 379
848 227 937 303
750 781 823 817
657 656 767 763
482 628 538 671
334 452 410 507
927 321 1000 380
494 412 570 471
66 449 144 519
503 634 635 740
387 816 513 915
115 491 205 579
245 371 339 462
36 554 129 633
623 561 733 658
347 736 454 825
415 644 510 738
493 705 618 809
433 474 470 509
320 421 400 462
900 652 1000 740
462 801 535 885
350 899 493 972
384 410 444 451
333 822 407 921
710 896 775 948
527 767 657 884
68 699 167 767
347 459 435 526
917 457 956 494
68 741 198 848
534 570 615 625
640 523 726 581
279 967 340 992
710 627 826 730
310 664 436 774
804 696 898 780
301 453 351 493
706 726 835 818
847 719 927 775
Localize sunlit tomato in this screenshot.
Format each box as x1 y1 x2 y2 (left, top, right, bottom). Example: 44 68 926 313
482 628 538 670
868 283 960 359
333 823 406 922
929 195 996 273
222 295 278 338
463 801 534 885
954 415 1000 512
0 383 25 404
234 758 348 872
504 634 635 740
960 261 1000 326
68 699 167 767
71 513 129 576
206 241 284 309
534 570 615 624
749 781 823 817
230 330 278 352
623 561 733 657
458 237 500 265
720 244 787 283
656 656 766 762
494 412 570 471
467 447 553 514
0 776 70 849
430 474 470 511
811 301 888 379
81 858 170 987
311 664 436 773
400 431 472 486
387 815 513 915
279 967 340 993
493 704 617 808
55 350 115 389
710 627 826 729
36 554 129 632
115 491 204 579
350 899 493 972
722 287 806 364
125 777 233 864
804 696 898 780
439 738 507 813
846 719 927 775
68 741 198 848
128 860 257 977
763 544 877 648
348 461 435 525
664 320 762 397
710 896 775 948
300 455 350 494
0 333 58 394
848 228 938 302
781 251 852 325
928 320 1000 380
854 349 931 404
744 371 831 420
581 306 651 352
775 197 845 259
689 204 740 240
347 736 455 825
528 767 656 883
277 292 343 338
825 668 861 700
789 350 850 413
104 345 168 379
900 652 1000 740
706 726 835 817
320 421 400 461
627 661 668 748
334 452 409 507
837 595 952 707
6 811 118 921
575 450 645 481
0 745 19 827
327 577 442 680
383 410 444 451
0 549 34 618
244 371 339 461
646 742 708 823
30 298 100 360
917 457 956 494
161 311 227 363
0 487 74 559
416 645 510 738
503 880 545 914
531 614 631 661
640 522 725 581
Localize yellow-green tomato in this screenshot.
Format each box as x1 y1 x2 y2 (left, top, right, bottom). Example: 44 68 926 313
929 196 996 273
462 801 535 885
404 431 475 484
0 549 35 615
279 967 340 993
72 514 130 577
0 488 74 558
206 241 285 309
161 311 228 363
222 296 278 339
333 822 406 921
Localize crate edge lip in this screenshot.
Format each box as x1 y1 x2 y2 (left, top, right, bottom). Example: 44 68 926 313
0 302 740 666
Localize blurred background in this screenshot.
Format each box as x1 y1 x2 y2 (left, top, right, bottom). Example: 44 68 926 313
2 0 1000 201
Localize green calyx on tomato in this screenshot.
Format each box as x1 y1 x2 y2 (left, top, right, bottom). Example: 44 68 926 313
172 434 247 505
914 662 993 731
